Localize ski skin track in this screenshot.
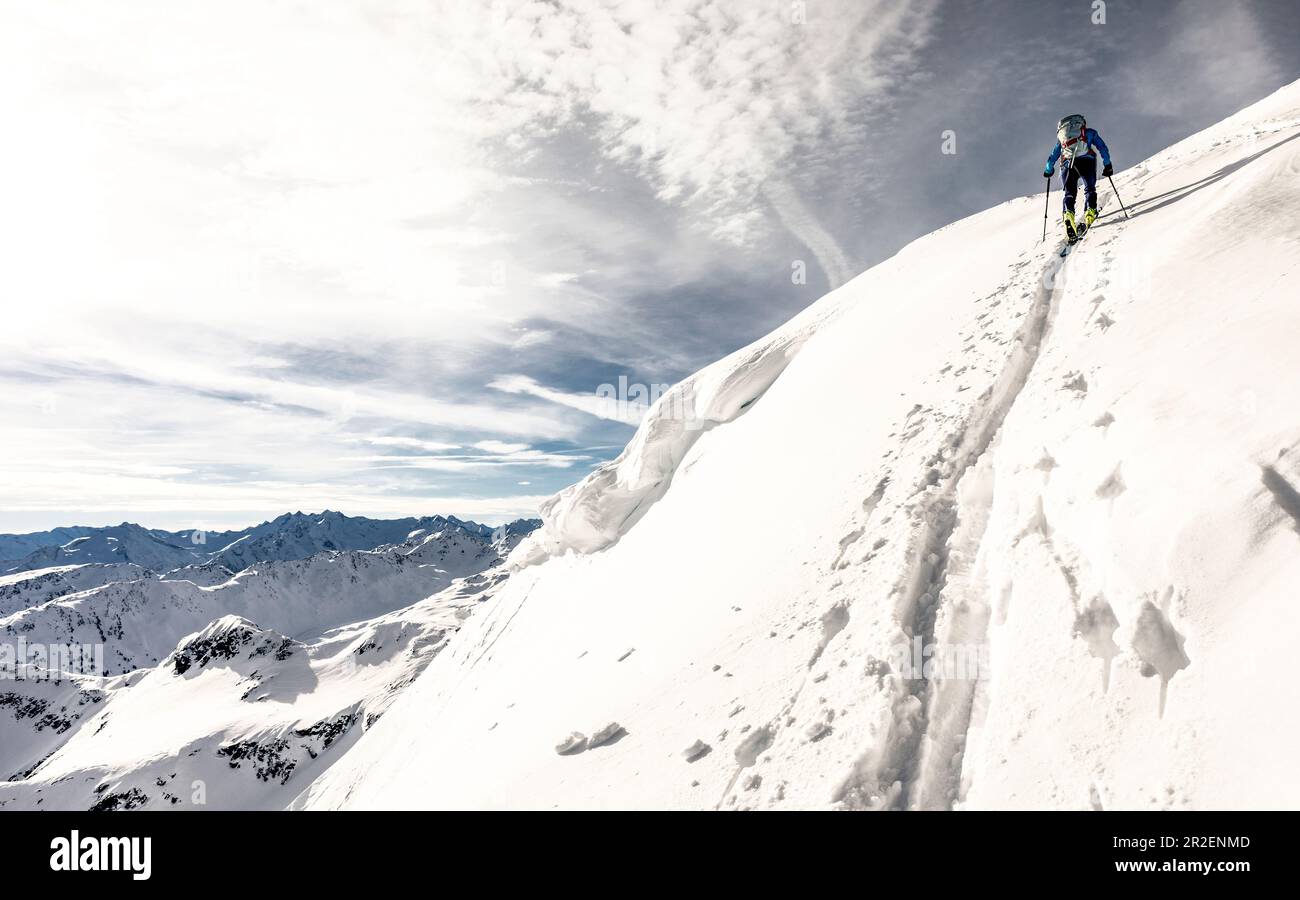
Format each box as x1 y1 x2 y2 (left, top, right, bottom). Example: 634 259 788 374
833 202 1103 810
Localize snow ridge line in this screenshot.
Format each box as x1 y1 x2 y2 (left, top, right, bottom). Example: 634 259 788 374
837 241 1072 810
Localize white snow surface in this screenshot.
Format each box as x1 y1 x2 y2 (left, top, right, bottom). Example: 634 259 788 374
0 581 493 809
296 82 1300 810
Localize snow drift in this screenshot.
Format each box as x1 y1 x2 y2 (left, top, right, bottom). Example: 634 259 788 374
296 80 1300 811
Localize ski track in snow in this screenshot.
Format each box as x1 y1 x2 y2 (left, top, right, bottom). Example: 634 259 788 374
825 109 1300 809
834 113 1286 809
832 206 1081 810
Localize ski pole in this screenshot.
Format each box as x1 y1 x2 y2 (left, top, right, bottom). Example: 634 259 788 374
1107 174 1131 220
1041 174 1050 243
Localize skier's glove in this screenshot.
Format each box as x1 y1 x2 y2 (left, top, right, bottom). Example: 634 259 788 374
1043 169 1053 178
1102 163 1114 177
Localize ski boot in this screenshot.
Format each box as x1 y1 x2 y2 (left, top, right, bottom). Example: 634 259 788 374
1063 210 1077 242
1084 207 1097 227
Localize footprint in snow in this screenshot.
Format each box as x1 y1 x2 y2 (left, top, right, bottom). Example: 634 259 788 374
554 732 588 756
588 722 627 749
1034 449 1058 479
1131 592 1191 717
683 740 712 763
1095 464 1126 500
733 726 773 767
1073 596 1121 692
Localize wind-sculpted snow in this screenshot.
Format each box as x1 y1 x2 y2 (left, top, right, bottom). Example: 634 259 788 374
518 296 852 561
297 80 1300 811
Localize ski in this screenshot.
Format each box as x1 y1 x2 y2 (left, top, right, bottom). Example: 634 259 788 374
1059 222 1089 257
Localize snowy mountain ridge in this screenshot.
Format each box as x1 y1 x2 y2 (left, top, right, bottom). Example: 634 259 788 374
1 522 532 675
0 517 537 808
0 511 540 576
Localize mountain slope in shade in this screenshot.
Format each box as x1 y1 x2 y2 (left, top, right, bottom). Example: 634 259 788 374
0 527 101 562
0 512 540 576
201 511 520 571
2 524 203 575
295 81 1300 811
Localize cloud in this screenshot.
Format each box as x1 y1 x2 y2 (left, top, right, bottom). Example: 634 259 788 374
474 440 531 454
0 0 941 529
363 436 462 453
510 330 556 350
1126 1 1285 121
762 180 856 289
352 450 589 471
461 0 939 253
488 374 645 424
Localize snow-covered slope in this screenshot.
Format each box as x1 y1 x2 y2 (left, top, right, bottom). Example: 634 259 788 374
297 81 1300 811
0 675 109 784
0 572 508 810
0 564 150 617
2 524 203 575
0 523 531 809
0 527 100 562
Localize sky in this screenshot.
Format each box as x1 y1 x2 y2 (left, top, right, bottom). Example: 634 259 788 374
0 0 1296 533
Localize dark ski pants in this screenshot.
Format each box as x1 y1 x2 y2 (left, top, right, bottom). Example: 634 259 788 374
1060 155 1098 215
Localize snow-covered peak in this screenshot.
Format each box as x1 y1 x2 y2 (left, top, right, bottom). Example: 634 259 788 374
2 523 201 575
167 615 296 677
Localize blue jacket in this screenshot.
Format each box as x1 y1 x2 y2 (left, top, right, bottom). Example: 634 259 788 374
1045 128 1111 174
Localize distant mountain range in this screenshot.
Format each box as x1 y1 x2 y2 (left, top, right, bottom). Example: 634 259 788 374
0 510 540 807
0 511 541 576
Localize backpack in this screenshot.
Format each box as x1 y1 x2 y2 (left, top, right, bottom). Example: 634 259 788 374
1057 114 1091 160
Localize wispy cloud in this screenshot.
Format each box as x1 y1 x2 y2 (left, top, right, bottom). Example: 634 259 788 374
489 374 645 424
0 0 954 530
456 0 938 253
1122 0 1285 120
362 436 462 453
